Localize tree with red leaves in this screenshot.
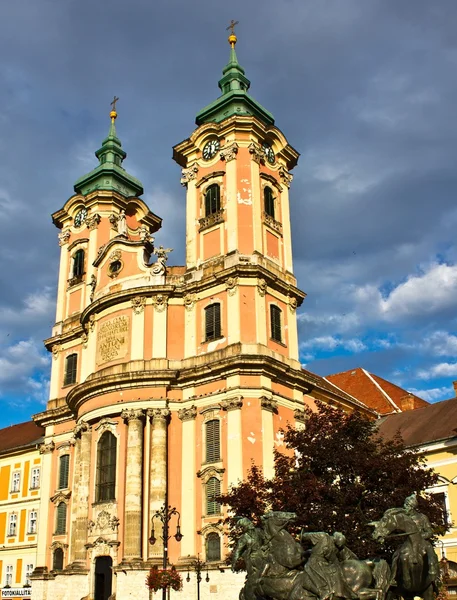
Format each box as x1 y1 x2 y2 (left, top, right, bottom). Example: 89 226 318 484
220 402 447 561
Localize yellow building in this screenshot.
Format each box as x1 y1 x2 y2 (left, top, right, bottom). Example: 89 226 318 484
0 422 44 598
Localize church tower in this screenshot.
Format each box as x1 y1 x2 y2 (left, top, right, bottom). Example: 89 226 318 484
31 30 368 600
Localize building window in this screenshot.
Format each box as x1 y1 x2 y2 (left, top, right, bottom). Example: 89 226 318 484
433 491 449 526
5 565 13 587
206 477 221 515
28 510 38 534
31 467 40 489
205 184 221 216
53 548 64 571
206 420 221 463
11 471 20 492
205 303 221 341
55 502 67 535
59 455 70 489
264 186 275 219
8 514 17 537
206 532 221 562
270 305 282 343
96 431 117 502
64 353 78 386
25 563 34 585
72 249 85 278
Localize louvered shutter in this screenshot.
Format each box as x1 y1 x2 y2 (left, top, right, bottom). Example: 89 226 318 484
73 249 85 278
206 533 221 562
53 548 64 570
206 420 221 463
205 184 220 216
59 455 70 489
270 305 282 342
264 187 275 218
64 354 77 386
96 432 117 502
206 477 221 515
205 304 221 341
56 503 67 534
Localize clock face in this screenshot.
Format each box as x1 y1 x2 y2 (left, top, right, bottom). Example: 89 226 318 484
263 143 275 165
202 139 220 160
74 208 88 228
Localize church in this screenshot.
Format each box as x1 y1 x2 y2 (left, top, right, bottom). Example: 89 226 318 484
0 30 379 600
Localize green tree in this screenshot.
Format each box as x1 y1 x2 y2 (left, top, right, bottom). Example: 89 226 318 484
220 402 447 560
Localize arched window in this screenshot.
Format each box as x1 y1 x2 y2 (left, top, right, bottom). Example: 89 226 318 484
96 431 117 502
59 455 70 489
206 477 221 515
55 503 67 535
270 305 282 343
205 303 221 341
206 420 221 463
64 354 77 386
73 249 85 278
264 186 275 219
206 532 221 562
205 184 221 217
53 548 64 571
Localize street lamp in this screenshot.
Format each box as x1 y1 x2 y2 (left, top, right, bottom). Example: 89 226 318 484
186 555 209 600
149 504 183 600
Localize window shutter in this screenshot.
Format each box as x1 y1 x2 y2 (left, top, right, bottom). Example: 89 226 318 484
270 305 282 342
206 477 221 515
206 420 221 463
73 249 85 278
64 354 77 386
59 455 70 489
56 503 67 534
264 187 275 218
206 532 221 562
53 548 64 571
205 304 221 341
205 185 220 216
96 432 117 502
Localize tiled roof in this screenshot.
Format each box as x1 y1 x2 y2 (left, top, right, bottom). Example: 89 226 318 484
0 421 45 454
325 367 428 415
377 396 457 446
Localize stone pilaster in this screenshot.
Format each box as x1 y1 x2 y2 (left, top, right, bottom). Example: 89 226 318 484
147 407 170 560
121 409 144 561
178 406 197 558
68 422 91 570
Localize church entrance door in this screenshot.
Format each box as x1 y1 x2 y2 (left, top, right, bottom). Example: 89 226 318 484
94 556 112 600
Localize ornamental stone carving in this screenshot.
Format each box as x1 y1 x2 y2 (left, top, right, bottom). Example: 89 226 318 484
151 245 173 276
52 345 61 360
180 165 199 187
88 274 97 302
58 230 71 246
289 296 298 312
248 142 265 165
94 419 118 436
73 421 90 438
225 276 238 296
81 332 88 348
50 541 69 550
178 406 197 421
131 296 146 314
220 397 243 411
220 142 239 162
89 314 96 331
121 408 144 423
199 209 224 232
88 510 120 533
263 212 283 235
184 293 197 311
147 407 171 423
257 278 268 297
39 441 55 454
85 213 101 230
139 224 154 244
279 167 293 188
109 213 119 231
260 396 278 413
294 409 307 424
50 490 71 504
151 294 168 312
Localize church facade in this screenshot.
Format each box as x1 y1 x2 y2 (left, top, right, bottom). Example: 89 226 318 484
4 33 373 600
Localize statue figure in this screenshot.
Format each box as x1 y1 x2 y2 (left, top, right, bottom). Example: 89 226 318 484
117 210 127 236
232 517 266 599
151 245 173 275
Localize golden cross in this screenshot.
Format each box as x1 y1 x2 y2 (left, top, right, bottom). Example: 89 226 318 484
226 19 239 35
110 95 119 112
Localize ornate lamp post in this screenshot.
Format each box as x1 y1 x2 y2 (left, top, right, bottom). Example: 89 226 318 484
149 504 183 600
186 555 209 600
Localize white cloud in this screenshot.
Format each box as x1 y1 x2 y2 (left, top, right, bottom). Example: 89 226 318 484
0 339 50 405
301 336 366 353
420 331 457 356
417 362 457 380
408 386 454 402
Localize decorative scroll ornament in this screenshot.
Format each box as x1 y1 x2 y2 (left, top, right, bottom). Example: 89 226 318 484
180 165 198 187
85 213 101 230
294 409 307 424
131 296 146 314
109 213 119 230
58 230 71 246
50 541 68 550
109 249 122 262
279 167 293 189
289 296 298 312
178 406 197 421
39 441 55 454
50 490 71 504
220 142 239 162
88 274 97 302
88 510 120 533
257 278 268 297
121 408 144 423
184 293 196 311
73 421 90 438
260 396 278 413
248 142 265 165
225 276 238 296
151 294 168 312
220 397 243 411
81 332 88 348
52 345 61 360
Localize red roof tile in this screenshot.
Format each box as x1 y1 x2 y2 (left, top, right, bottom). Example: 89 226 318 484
0 421 45 453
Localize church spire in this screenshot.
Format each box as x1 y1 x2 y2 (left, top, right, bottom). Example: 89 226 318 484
74 99 144 197
195 24 274 127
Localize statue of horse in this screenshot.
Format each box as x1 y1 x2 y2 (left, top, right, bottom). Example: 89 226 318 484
370 508 438 600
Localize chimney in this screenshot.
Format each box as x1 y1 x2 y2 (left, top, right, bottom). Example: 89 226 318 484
453 381 457 397
400 394 415 412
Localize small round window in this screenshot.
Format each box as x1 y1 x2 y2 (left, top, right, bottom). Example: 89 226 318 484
109 260 122 275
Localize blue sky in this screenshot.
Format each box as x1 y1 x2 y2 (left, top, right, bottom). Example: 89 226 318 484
1 0 457 427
